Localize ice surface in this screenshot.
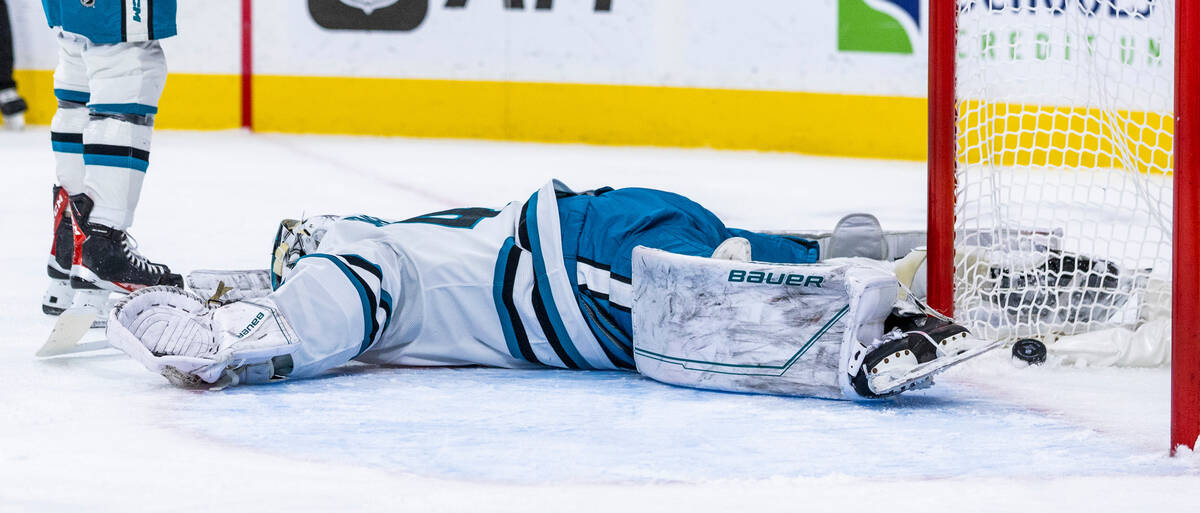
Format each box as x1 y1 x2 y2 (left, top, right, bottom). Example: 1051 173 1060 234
1 129 1197 512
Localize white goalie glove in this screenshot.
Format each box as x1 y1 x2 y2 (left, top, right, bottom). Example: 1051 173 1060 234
107 286 299 389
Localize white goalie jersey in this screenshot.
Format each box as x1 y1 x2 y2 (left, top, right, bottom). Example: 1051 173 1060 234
273 203 543 377
272 181 652 378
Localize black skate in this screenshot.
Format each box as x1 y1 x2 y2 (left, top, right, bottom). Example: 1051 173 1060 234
0 88 26 131
884 308 974 358
68 193 183 294
42 186 76 316
851 310 1002 398
36 194 182 357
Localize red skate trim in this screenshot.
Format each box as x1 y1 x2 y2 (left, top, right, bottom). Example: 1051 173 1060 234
74 265 142 293
69 207 85 267
50 188 70 257
113 282 141 293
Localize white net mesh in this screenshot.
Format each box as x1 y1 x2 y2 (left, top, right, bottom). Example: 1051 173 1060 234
952 0 1174 357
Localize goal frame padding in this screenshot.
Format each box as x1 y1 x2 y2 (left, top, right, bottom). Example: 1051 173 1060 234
925 0 1200 453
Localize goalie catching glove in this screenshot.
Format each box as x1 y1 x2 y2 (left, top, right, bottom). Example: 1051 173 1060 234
107 286 299 389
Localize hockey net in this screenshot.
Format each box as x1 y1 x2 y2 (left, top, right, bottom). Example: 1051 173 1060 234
942 0 1175 366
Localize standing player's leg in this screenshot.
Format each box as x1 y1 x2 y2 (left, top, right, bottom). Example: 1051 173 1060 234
0 0 26 130
71 38 181 294
42 30 91 316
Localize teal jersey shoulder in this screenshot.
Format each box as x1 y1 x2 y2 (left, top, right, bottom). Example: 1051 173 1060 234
43 0 177 44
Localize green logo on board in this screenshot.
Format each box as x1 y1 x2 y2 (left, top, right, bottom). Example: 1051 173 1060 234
837 0 920 55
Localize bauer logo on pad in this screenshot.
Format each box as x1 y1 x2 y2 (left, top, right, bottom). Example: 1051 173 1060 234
309 0 429 31
837 0 921 54
236 312 266 339
727 270 825 288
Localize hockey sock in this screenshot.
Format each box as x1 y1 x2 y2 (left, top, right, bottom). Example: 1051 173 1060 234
50 99 89 194
81 111 154 229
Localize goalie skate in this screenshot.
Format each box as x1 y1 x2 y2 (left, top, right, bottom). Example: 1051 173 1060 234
852 314 1003 398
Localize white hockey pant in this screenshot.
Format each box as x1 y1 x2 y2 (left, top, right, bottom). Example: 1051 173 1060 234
51 30 166 229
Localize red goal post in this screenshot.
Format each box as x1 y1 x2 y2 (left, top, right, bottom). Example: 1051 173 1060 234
927 0 1199 453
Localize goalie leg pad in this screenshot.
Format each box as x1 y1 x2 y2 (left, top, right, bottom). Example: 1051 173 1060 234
631 246 898 400
186 269 274 305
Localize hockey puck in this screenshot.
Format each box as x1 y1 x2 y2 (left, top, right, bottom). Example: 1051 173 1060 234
1012 339 1047 366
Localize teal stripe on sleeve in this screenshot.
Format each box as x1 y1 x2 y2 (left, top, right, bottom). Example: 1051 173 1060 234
296 254 375 356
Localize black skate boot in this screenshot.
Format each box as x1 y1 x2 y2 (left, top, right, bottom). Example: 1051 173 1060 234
850 309 992 398
850 330 937 399
883 308 973 358
68 193 183 294
0 88 27 131
42 186 76 315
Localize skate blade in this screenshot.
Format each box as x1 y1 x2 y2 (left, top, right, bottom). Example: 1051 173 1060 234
869 338 1005 396
36 307 109 357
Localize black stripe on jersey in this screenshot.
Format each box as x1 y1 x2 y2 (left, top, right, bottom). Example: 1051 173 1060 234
83 144 150 161
501 248 540 364
611 272 632 285
579 281 633 311
120 0 128 41
577 288 632 349
577 286 628 340
51 132 83 143
580 285 609 302
577 298 634 369
531 279 580 369
341 254 387 346
518 202 533 251
379 291 394 334
575 255 610 271
578 295 635 364
338 257 381 350
148 0 155 40
342 254 382 282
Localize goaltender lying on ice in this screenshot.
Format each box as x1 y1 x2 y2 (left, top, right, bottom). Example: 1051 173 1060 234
105 180 1001 399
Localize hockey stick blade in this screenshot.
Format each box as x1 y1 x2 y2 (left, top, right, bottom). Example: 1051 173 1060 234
869 338 1006 396
36 307 110 357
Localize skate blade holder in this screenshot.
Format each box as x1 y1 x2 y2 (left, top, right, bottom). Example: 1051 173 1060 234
35 290 116 357
936 331 973 357
868 338 1005 396
869 349 920 380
